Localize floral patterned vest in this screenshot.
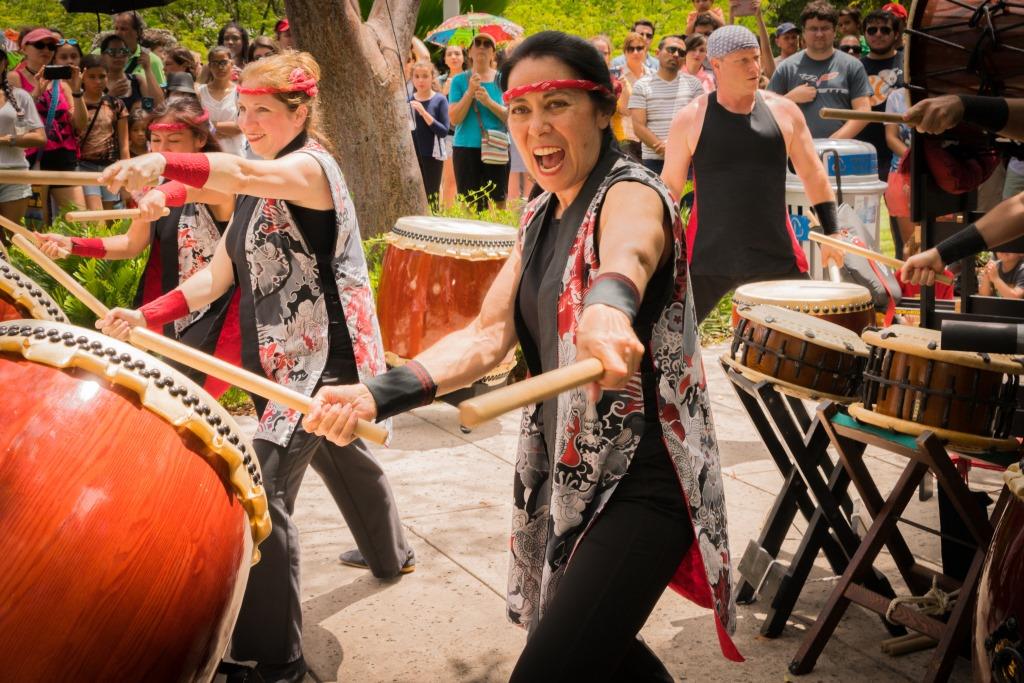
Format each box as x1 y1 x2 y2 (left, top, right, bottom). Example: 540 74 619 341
241 139 389 446
507 152 741 661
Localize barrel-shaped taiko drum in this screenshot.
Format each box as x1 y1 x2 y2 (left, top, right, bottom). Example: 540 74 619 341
377 216 517 373
0 320 270 682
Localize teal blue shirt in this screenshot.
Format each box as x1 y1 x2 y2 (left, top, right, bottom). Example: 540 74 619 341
447 71 506 149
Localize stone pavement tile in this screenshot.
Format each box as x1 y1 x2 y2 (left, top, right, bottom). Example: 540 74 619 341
299 523 525 683
405 402 522 466
403 504 513 597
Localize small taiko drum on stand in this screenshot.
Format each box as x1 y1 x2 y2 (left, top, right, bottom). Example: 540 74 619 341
377 216 518 385
852 325 1024 452
975 462 1024 683
0 256 67 323
0 320 271 682
731 280 875 334
723 304 870 402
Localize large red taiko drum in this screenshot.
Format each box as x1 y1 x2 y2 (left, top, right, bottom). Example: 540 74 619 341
975 464 1024 683
0 256 68 323
377 216 518 383
0 320 270 682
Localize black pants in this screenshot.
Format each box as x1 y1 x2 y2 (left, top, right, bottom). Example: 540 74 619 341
510 425 693 682
416 155 443 209
452 145 509 209
232 368 412 666
691 264 809 323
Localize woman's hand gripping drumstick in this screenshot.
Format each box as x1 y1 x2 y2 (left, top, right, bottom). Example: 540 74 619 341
0 215 389 445
809 232 954 285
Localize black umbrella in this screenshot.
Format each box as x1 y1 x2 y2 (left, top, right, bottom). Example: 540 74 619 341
60 0 175 11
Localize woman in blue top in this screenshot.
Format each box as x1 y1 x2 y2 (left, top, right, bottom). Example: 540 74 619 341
447 32 509 210
409 61 450 209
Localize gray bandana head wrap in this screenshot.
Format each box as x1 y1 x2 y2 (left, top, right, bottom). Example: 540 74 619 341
706 25 760 59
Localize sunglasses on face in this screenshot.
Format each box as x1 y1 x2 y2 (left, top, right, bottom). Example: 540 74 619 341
104 47 130 56
664 46 685 56
638 32 653 39
626 45 646 53
210 59 231 67
57 39 78 46
472 37 494 48
28 41 57 50
839 44 860 53
866 25 894 35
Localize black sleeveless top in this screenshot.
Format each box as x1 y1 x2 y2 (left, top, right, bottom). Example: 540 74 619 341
223 133 356 391
690 91 799 276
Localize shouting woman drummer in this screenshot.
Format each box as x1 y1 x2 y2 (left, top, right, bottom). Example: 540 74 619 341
94 51 413 682
303 31 741 680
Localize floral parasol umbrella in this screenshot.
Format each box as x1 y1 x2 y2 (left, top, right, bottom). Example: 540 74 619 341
424 12 524 48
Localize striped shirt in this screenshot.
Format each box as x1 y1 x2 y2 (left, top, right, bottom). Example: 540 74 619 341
628 72 704 159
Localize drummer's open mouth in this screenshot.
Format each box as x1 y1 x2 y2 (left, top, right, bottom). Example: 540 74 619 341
534 146 565 174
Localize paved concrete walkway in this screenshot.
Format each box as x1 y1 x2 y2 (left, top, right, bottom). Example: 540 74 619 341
233 342 997 682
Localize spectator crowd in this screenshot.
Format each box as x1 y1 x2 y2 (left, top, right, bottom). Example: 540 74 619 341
0 0 1019 301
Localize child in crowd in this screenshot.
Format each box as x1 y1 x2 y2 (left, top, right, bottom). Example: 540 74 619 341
74 54 129 210
127 108 149 157
408 61 450 209
838 7 868 55
687 0 726 35
980 252 1024 299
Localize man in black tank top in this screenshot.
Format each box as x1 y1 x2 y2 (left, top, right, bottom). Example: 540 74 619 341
662 25 845 322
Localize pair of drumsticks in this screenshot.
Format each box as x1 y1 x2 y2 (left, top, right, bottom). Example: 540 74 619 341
0 167 940 443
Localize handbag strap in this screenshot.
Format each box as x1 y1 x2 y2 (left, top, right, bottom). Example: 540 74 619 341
472 100 488 142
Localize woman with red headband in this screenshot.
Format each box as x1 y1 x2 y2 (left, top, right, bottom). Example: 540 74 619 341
37 97 241 397
94 51 412 683
303 31 740 680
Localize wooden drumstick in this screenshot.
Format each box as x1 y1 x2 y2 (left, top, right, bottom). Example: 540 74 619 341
459 358 605 428
0 170 104 186
65 208 170 222
809 232 954 285
819 108 907 124
6 230 389 446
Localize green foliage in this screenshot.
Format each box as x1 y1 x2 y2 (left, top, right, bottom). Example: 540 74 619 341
219 386 255 414
7 214 146 327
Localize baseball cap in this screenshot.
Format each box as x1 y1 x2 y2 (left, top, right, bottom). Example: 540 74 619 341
21 28 58 46
775 22 799 37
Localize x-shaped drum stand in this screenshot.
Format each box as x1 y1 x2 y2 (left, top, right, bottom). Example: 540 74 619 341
789 405 1015 682
723 361 900 638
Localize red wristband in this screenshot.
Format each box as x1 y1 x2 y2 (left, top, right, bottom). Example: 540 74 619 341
139 289 190 327
154 181 188 207
70 237 107 258
159 152 211 188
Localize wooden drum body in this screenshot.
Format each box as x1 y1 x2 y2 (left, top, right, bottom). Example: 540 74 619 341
975 464 1024 683
0 320 270 682
732 280 874 333
0 257 67 323
852 325 1023 452
724 304 870 402
377 216 517 382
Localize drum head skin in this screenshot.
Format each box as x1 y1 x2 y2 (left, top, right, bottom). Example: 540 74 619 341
389 215 517 260
733 280 873 314
863 324 1024 375
736 304 870 357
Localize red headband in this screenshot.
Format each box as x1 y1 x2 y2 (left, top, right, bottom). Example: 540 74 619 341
148 111 210 131
502 79 612 104
237 67 319 97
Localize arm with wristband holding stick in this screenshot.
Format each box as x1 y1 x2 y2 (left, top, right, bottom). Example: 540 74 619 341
37 99 233 262
901 94 1024 284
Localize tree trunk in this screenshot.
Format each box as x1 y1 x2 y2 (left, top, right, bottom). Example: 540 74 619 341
285 0 429 238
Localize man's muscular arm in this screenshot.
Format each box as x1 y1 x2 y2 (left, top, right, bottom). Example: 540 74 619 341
661 100 703 199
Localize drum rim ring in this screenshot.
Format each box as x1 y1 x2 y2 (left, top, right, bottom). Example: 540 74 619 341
848 402 1020 453
0 258 69 323
0 319 271 560
721 354 861 403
